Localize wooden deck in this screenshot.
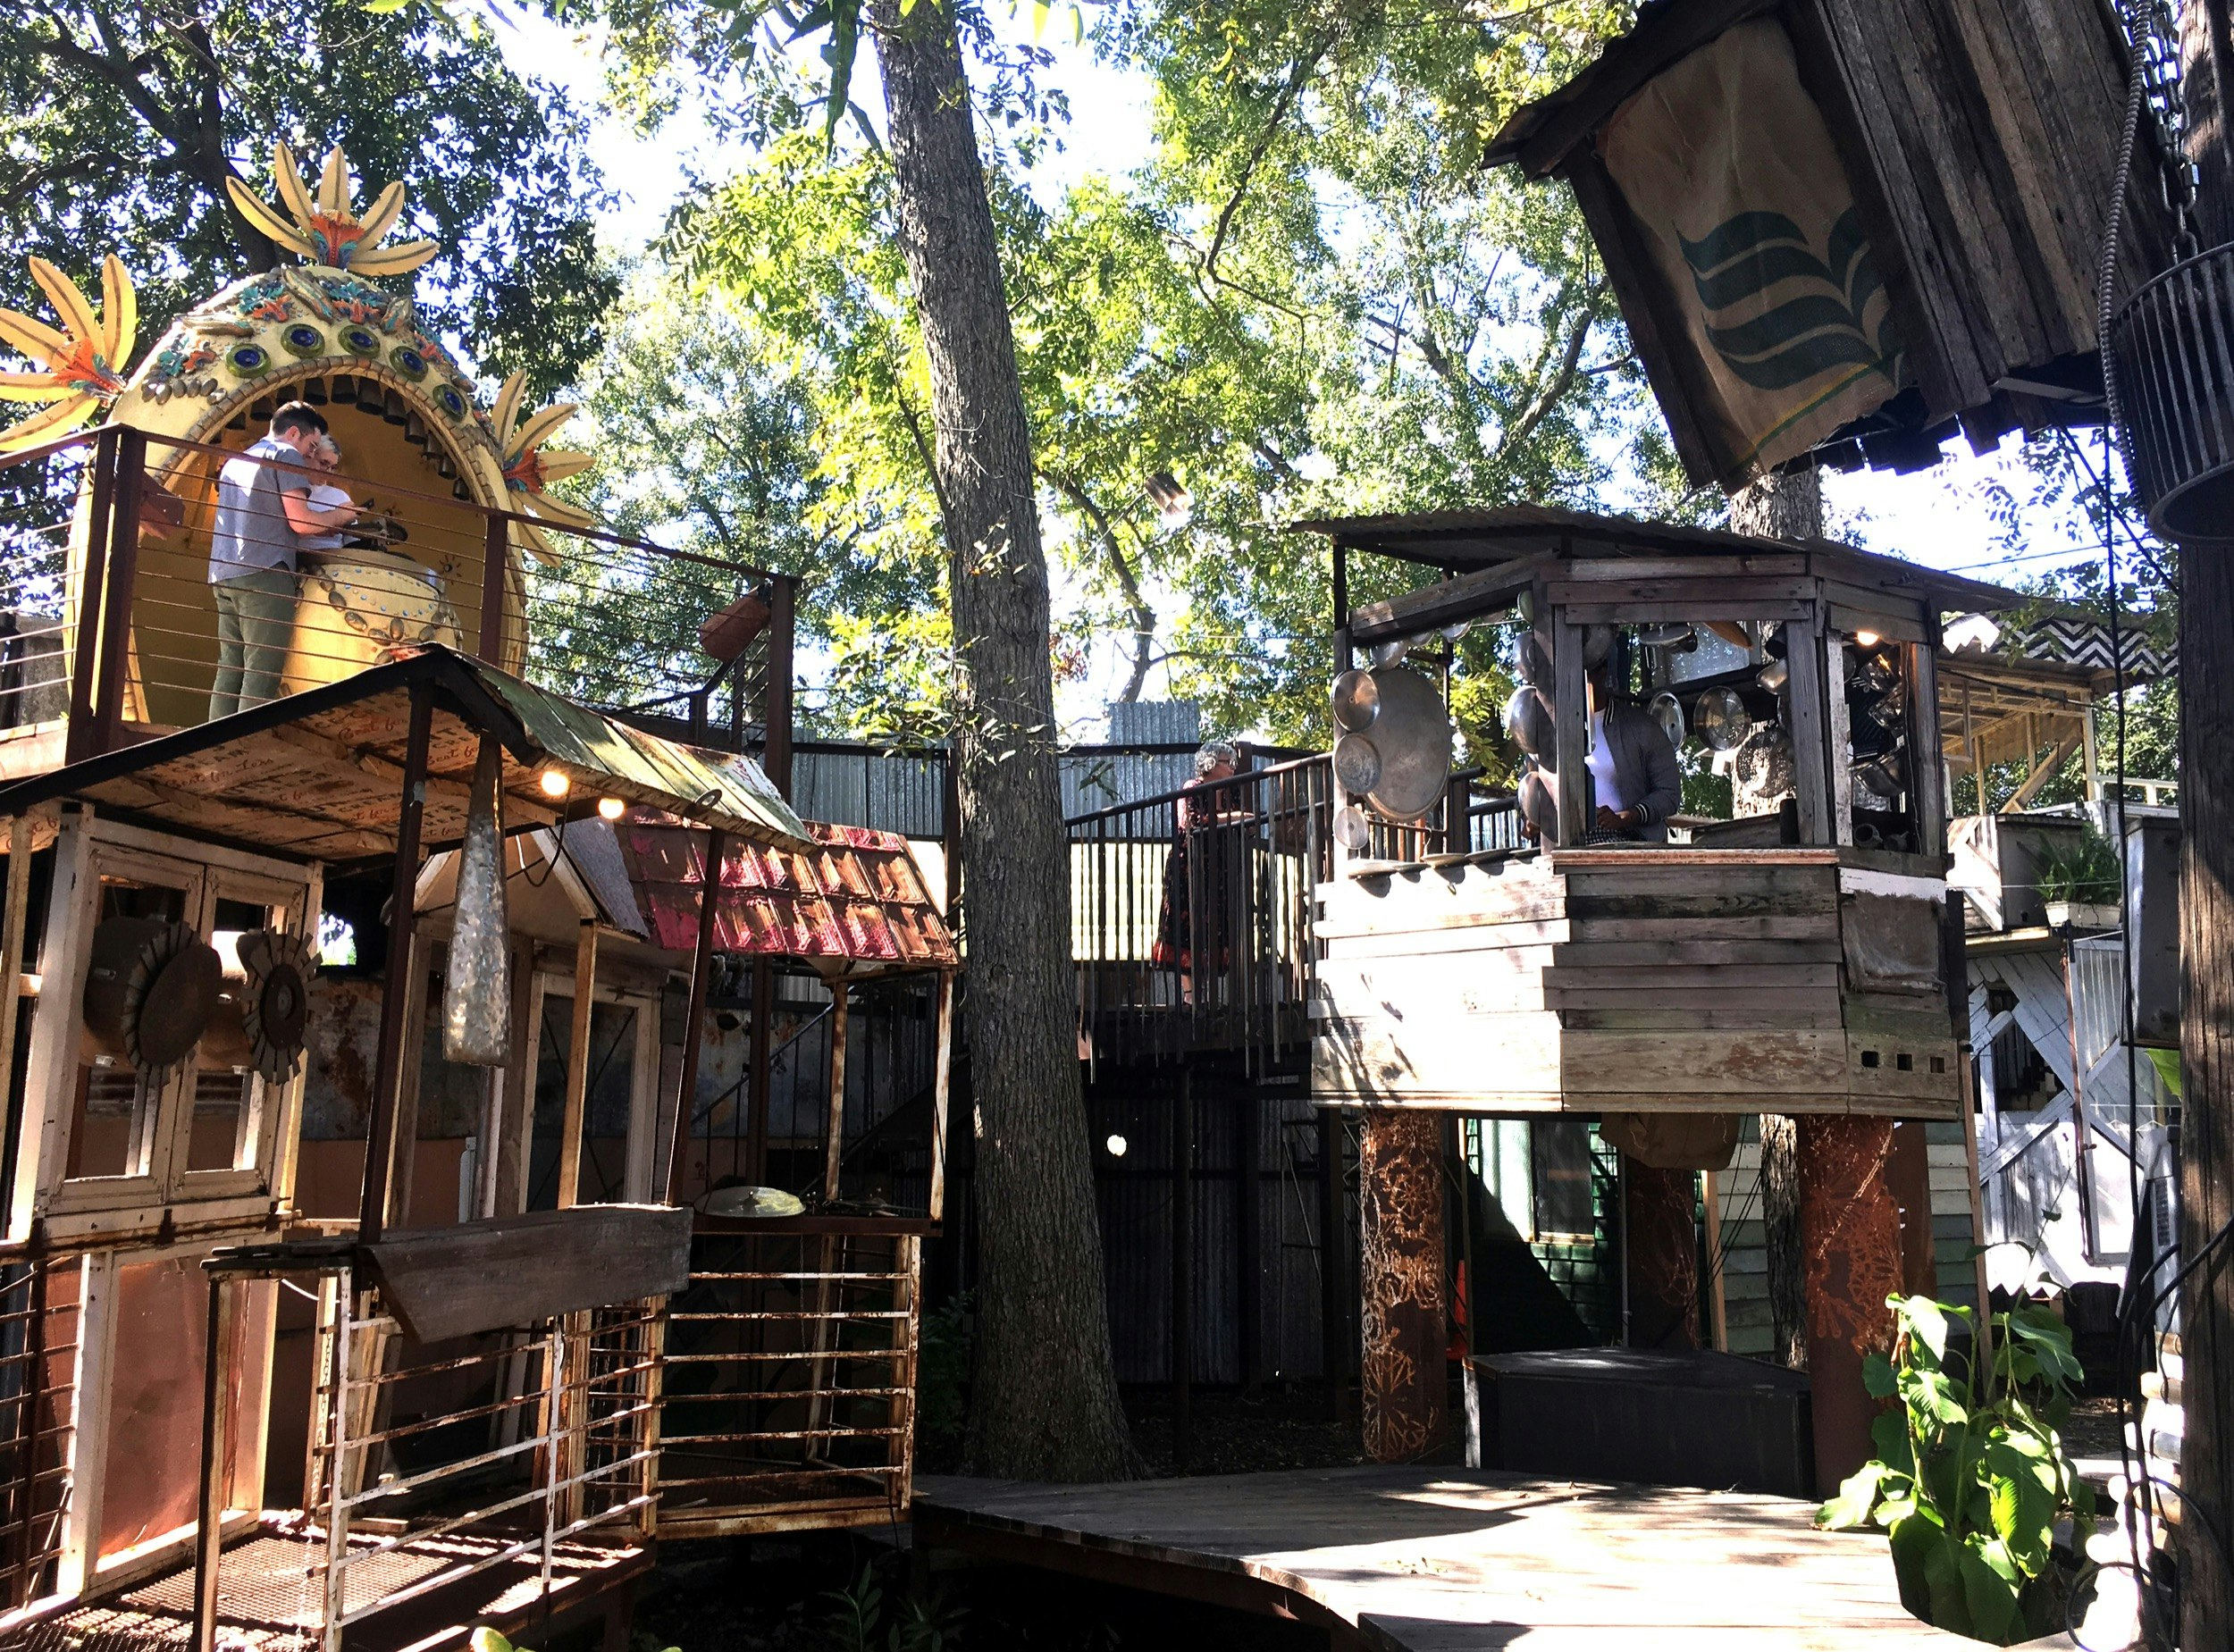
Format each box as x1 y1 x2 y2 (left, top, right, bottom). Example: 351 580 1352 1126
916 1466 2073 1650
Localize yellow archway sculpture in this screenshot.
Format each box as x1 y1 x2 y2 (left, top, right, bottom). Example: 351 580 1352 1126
0 142 596 734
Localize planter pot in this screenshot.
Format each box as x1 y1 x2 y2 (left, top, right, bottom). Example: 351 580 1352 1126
2045 901 2121 931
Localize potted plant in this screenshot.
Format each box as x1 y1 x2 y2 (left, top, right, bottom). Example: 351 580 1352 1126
1818 1295 2087 1644
2031 827 2121 931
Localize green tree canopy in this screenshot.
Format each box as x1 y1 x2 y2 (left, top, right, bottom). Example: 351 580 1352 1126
0 0 617 398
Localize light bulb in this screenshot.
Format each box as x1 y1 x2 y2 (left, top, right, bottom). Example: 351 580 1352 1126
597 795 626 821
1105 1134 1129 1158
1854 629 1881 648
538 768 570 799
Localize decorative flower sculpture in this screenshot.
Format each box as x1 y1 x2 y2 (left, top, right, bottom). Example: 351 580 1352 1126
0 256 138 452
491 370 596 551
224 142 437 276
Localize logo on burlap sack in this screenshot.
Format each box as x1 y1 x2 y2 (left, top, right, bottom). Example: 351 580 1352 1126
1678 206 1901 393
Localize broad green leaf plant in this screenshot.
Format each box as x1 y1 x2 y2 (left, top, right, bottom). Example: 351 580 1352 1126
1817 1294 2087 1645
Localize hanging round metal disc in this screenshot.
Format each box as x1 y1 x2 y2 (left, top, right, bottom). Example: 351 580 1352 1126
1331 668 1381 733
1362 667 1451 821
1333 732 1383 795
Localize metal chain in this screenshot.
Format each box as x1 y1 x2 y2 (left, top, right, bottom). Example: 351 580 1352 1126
2119 0 2202 256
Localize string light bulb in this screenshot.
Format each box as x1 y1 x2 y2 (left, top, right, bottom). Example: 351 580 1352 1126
1854 629 1881 648
597 795 626 821
538 768 570 799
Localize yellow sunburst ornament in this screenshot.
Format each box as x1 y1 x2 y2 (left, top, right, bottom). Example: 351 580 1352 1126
0 256 138 452
492 371 596 558
224 142 438 276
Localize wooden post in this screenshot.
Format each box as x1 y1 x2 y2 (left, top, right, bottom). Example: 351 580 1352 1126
764 576 794 798
1551 615 1589 847
1238 1086 1263 1394
1358 1109 1445 1461
1171 1069 1193 1471
745 960 774 1184
358 685 433 1245
927 975 954 1221
1319 1111 1347 1419
1622 1157 1700 1349
664 828 728 1203
1785 617 1832 845
0 817 30 1129
821 985 850 1201
1885 1120 1939 1298
478 513 508 667
2178 540 2234 1646
64 426 117 765
1797 1115 1902 1493
189 1275 236 1652
558 919 599 1210
1702 1170 1730 1352
88 424 145 757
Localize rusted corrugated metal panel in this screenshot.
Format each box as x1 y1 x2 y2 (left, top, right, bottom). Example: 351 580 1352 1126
620 818 956 970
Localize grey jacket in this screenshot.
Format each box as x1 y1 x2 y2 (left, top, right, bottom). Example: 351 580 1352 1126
1589 703 1684 842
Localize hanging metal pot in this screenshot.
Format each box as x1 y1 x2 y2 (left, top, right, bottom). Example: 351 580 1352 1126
442 738 513 1065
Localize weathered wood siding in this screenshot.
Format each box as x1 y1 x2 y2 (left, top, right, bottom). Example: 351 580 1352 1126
1314 849 1961 1116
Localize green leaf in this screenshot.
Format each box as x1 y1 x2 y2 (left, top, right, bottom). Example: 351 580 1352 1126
1898 1295 1951 1363
1818 1462 1885 1529
470 1632 517 1652
1861 1350 1897 1399
1869 1410 1915 1472
1957 1539 2023 1643
1030 0 1050 38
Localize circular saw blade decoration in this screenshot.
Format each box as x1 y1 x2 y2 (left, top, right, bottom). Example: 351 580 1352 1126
81 917 223 1078
233 928 316 1083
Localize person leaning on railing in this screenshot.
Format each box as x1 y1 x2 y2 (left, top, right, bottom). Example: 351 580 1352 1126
206 401 357 718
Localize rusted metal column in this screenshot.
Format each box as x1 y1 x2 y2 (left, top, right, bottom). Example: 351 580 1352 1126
1798 1115 1903 1493
1622 1157 1701 1349
1358 1109 1445 1462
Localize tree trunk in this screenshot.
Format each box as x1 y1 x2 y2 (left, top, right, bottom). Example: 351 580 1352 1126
2178 547 2234 1648
866 0 1134 1481
1732 467 1820 1370
2179 14 2234 1639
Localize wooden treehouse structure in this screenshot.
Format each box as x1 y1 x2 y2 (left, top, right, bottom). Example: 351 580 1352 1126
1303 505 2023 1485
0 142 955 1652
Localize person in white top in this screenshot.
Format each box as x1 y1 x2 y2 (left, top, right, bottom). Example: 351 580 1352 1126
296 433 359 554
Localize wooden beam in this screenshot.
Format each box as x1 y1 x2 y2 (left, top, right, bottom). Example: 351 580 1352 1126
358 685 433 1245
1348 554 1551 643
558 919 599 1209
665 828 727 1203
1784 617 1833 846
927 975 954 1221
821 986 850 1202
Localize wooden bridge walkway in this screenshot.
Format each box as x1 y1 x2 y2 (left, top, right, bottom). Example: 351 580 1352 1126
915 1466 2075 1650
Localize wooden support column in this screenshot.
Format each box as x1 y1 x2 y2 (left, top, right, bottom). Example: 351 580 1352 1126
358 686 433 1245
1884 1120 1938 1299
1319 1111 1348 1420
1237 1086 1263 1393
927 975 954 1220
1797 1115 1902 1494
0 816 31 1126
664 828 727 1203
557 919 599 1210
745 960 774 1185
1622 1157 1700 1350
1358 1109 1445 1462
1171 1069 1194 1471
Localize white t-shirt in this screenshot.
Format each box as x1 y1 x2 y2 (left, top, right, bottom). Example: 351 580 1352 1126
295 482 355 553
1587 709 1629 816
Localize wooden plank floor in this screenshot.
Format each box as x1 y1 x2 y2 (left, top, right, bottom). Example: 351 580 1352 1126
916 1467 2071 1650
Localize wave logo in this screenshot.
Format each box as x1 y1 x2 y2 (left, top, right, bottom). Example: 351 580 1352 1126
1678 207 1902 392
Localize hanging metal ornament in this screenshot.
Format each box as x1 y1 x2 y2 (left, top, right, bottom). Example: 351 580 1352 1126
442 738 513 1065
1504 684 1554 757
82 917 222 1078
203 927 318 1082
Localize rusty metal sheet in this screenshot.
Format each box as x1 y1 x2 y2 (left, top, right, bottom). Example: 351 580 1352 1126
622 819 955 971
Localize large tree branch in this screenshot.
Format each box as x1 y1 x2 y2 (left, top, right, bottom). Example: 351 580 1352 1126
1201 38 1331 283
1042 467 1156 703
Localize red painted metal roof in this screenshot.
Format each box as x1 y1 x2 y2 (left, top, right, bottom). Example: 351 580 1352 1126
621 817 956 971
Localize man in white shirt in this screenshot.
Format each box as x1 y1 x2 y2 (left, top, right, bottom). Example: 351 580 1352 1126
206 402 357 717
